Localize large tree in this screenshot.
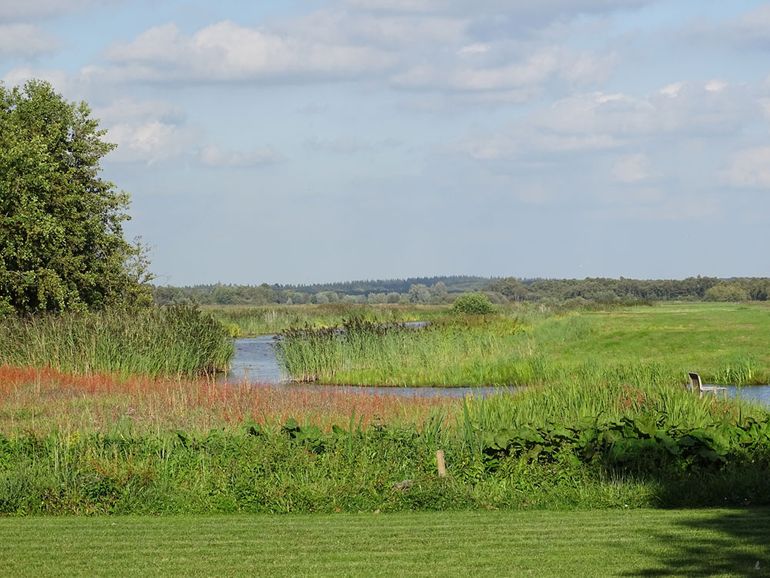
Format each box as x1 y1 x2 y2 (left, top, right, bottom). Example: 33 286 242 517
0 80 151 314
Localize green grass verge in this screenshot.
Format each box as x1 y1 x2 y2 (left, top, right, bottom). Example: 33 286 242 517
1 509 768 576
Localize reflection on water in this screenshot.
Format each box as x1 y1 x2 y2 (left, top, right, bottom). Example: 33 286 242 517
724 385 770 405
222 338 770 403
223 336 284 385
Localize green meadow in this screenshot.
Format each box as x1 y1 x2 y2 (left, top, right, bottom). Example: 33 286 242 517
276 302 770 386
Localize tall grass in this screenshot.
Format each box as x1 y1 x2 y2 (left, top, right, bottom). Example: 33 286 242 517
461 378 763 437
0 366 455 435
277 316 524 386
0 306 233 378
276 303 770 386
1 363 769 514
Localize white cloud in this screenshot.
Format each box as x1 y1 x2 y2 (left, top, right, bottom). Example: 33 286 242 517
198 145 284 168
296 9 466 48
459 130 619 161
659 82 684 98
0 25 59 59
704 79 728 93
94 98 185 126
723 147 770 189
305 136 401 154
103 21 396 84
0 0 106 21
345 0 441 12
457 43 490 57
346 0 653 20
392 45 614 94
1 67 83 96
96 98 197 165
726 4 770 49
535 82 753 140
611 153 652 183
106 121 194 165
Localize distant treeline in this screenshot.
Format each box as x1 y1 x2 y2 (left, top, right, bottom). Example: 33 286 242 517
153 276 770 306
275 275 488 295
489 277 770 304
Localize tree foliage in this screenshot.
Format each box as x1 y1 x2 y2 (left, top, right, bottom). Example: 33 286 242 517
0 80 151 314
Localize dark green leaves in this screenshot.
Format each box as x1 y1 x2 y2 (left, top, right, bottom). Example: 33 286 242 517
0 80 151 314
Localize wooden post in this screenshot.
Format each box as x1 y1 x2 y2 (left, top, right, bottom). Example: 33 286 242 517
436 450 447 478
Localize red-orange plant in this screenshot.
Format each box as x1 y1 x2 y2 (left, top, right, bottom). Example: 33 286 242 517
0 365 458 434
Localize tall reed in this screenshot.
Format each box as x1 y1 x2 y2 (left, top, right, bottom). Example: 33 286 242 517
0 306 233 378
277 316 525 386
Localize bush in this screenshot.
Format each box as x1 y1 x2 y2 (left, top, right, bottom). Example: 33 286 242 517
704 283 749 302
452 293 495 315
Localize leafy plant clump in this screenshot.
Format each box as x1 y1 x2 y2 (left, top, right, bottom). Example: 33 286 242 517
452 293 495 315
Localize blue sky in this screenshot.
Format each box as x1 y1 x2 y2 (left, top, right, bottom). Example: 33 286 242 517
2 0 769 284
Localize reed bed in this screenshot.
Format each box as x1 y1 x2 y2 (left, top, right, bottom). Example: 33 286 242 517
0 306 233 378
277 316 525 386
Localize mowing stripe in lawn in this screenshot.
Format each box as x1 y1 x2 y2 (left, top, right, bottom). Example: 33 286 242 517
0 509 768 577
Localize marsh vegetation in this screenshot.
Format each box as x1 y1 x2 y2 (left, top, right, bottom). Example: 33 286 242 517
0 299 768 516
274 302 770 386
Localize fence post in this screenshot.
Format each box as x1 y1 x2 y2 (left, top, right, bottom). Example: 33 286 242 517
436 449 447 478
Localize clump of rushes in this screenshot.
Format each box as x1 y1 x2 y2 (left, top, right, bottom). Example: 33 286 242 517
0 305 233 378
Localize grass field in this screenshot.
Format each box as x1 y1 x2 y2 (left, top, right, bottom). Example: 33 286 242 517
277 302 770 386
1 509 768 576
533 303 770 385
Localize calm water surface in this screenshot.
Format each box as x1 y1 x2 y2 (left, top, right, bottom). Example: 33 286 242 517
223 337 770 403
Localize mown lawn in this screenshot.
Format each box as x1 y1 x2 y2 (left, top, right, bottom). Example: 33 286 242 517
2 509 769 576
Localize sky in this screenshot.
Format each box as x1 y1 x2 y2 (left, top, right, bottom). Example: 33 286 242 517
1 0 769 285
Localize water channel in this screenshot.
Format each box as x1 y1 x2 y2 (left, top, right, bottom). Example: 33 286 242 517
223 336 770 403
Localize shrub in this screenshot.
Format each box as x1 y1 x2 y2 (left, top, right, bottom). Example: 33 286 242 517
452 293 495 315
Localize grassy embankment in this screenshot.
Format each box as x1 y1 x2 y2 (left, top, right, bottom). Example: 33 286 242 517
2 509 769 577
276 302 770 386
0 306 233 378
